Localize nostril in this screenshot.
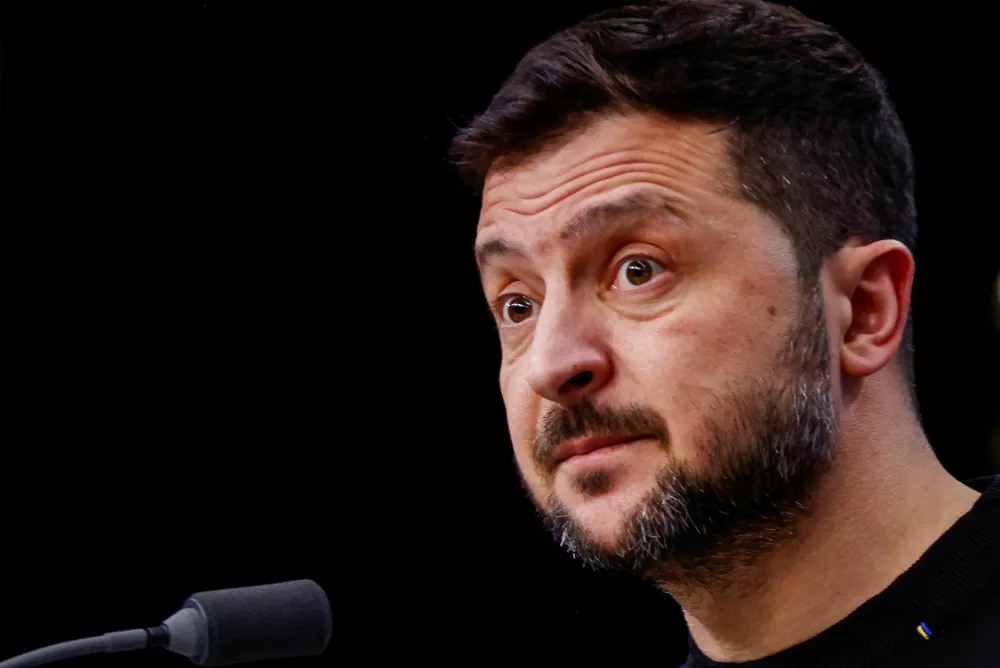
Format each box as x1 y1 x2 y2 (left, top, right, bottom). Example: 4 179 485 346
561 370 594 393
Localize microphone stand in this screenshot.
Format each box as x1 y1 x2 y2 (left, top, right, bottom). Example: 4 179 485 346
0 627 168 668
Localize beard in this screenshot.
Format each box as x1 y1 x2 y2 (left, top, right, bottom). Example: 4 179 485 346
526 281 838 591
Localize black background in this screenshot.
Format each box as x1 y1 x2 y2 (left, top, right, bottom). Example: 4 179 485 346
2 2 998 666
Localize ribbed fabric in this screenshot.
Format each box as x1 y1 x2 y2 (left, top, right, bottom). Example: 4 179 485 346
683 475 1000 668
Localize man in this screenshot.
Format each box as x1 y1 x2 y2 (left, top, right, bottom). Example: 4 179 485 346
450 1 999 666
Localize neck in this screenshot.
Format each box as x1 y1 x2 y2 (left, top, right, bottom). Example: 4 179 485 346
672 385 981 663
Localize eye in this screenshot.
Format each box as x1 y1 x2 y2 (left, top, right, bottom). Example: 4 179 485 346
613 257 667 290
500 295 535 325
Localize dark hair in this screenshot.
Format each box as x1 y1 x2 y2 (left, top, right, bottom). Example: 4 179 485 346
450 0 918 401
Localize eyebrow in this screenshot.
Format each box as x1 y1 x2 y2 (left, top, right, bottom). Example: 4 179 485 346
474 192 686 270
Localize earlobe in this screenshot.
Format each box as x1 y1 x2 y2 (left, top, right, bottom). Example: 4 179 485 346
838 240 914 379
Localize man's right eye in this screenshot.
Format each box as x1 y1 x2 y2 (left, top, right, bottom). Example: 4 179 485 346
499 295 535 325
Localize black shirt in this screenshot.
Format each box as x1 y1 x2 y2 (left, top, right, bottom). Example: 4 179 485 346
683 475 1000 668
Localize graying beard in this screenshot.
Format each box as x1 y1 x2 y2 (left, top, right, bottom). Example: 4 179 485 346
536 285 837 592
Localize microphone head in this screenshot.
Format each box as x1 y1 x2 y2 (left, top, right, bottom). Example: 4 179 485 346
163 579 332 666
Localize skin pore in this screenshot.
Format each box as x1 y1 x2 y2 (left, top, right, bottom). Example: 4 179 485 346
474 111 980 662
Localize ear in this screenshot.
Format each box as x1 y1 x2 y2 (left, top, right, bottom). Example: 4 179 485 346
829 239 914 379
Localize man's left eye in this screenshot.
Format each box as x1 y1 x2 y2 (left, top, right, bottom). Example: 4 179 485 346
613 257 667 290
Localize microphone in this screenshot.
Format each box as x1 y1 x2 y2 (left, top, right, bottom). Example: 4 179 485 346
0 579 333 667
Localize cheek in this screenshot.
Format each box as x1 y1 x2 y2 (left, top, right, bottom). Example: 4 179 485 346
500 368 544 487
686 275 795 365
641 293 779 381
615 283 793 458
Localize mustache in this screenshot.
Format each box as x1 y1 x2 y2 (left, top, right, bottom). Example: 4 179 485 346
533 399 669 472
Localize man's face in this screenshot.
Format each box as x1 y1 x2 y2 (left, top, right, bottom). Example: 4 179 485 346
474 112 836 574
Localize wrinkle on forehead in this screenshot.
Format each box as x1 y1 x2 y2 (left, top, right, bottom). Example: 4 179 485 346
478 112 734 232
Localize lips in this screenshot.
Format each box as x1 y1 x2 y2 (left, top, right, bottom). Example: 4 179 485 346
553 433 649 466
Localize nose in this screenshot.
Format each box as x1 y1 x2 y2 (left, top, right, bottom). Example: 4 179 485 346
526 296 612 406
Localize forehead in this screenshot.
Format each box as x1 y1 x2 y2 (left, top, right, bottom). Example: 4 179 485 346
477 111 735 237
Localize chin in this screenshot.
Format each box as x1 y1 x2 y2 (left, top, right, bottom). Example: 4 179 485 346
557 465 659 546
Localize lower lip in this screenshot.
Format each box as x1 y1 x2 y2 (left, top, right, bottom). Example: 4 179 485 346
559 438 647 468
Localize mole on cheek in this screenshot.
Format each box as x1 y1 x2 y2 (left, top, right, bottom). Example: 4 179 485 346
768 305 777 316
